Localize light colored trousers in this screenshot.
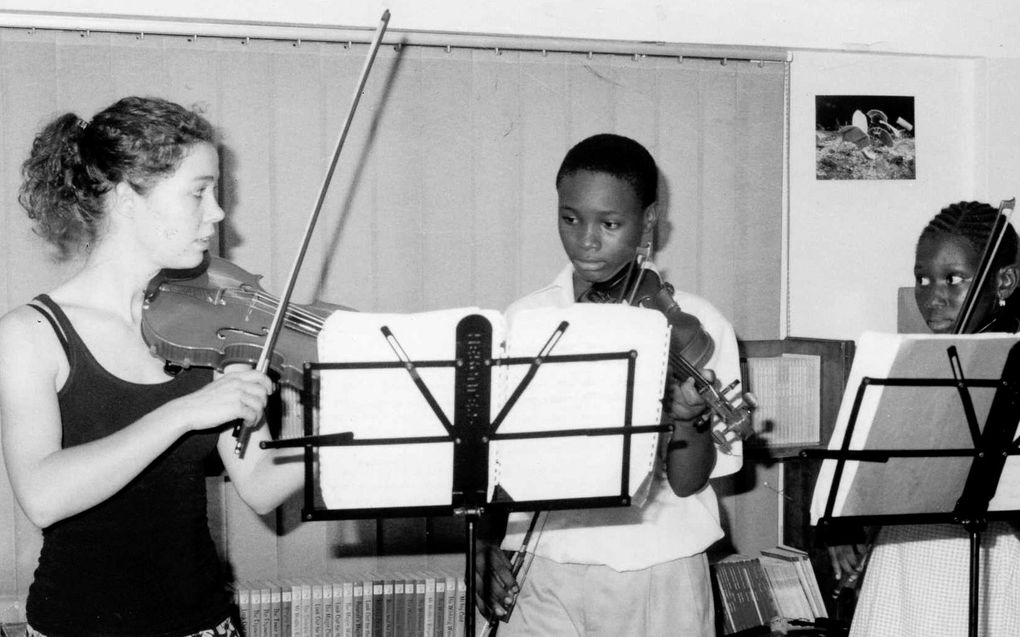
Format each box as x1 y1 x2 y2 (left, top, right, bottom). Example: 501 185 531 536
500 552 715 637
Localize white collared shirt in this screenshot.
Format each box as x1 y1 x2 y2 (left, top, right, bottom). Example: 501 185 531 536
501 262 743 571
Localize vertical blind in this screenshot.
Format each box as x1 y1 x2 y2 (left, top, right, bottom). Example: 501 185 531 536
0 27 785 592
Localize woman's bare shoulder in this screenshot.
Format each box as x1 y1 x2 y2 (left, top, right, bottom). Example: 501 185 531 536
0 303 64 369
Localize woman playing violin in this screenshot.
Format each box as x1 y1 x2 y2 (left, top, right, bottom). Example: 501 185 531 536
0 96 303 637
838 201 1020 636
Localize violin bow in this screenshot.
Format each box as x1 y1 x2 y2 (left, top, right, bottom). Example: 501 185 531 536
234 9 392 457
952 197 1015 335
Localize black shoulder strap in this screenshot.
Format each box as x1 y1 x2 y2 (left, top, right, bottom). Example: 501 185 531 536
28 294 72 358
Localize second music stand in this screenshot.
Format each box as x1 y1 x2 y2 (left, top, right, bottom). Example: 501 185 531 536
807 334 1020 637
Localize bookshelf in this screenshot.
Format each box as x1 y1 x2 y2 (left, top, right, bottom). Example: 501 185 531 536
233 571 467 637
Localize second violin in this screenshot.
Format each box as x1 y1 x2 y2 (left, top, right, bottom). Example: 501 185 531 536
579 249 756 451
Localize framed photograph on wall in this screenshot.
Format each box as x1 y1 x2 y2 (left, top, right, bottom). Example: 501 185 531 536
815 95 915 180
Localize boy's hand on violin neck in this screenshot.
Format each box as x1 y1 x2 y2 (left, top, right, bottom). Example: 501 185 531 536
170 369 273 433
667 371 715 422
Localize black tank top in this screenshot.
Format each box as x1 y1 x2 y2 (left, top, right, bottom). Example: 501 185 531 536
25 295 230 637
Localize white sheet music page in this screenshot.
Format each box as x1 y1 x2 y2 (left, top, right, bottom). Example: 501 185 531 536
810 332 1020 524
489 304 670 505
316 307 505 510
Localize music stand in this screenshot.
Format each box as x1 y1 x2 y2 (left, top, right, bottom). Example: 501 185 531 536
262 305 673 636
805 333 1020 637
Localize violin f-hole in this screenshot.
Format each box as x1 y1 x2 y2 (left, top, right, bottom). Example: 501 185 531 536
216 326 268 340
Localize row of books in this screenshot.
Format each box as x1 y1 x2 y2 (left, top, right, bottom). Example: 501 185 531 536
234 570 467 637
712 545 827 635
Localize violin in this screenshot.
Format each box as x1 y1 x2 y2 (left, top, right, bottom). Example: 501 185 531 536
141 252 349 391
578 249 755 451
952 198 1016 334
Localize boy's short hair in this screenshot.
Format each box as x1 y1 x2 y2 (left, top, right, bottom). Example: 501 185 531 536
555 133 658 208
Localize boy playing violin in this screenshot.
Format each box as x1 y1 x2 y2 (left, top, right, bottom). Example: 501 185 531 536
475 133 744 637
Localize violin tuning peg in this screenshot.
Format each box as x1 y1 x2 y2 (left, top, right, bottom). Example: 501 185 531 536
721 379 741 396
742 392 759 409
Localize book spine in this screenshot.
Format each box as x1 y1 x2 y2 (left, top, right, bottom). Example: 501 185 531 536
403 577 417 637
745 560 765 626
797 556 828 619
382 579 394 637
712 564 737 634
253 582 266 637
764 558 812 621
238 584 252 637
747 559 779 624
310 580 323 637
362 579 374 637
301 580 314 637
734 560 764 629
443 575 456 637
331 582 344 637
372 579 384 637
352 581 364 637
289 581 303 637
433 577 446 637
454 574 466 637
267 583 277 637
721 561 756 632
281 585 293 637
423 576 436 637
341 581 354 637
323 579 335 637
270 583 283 637
393 579 406 637
413 578 426 637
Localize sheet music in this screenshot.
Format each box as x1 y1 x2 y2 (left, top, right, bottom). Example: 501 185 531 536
810 331 1020 523
317 307 504 510
489 304 670 505
315 303 670 511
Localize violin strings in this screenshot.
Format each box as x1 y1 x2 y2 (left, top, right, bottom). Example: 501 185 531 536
252 296 324 327
248 291 328 336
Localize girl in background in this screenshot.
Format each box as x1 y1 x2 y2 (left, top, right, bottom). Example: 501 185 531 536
844 201 1020 636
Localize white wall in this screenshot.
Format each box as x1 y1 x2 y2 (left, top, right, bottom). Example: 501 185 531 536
1 0 1020 58
986 59 1020 198
788 52 988 339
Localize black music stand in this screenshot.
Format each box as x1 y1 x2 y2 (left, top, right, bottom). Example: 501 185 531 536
805 337 1020 637
263 309 672 637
